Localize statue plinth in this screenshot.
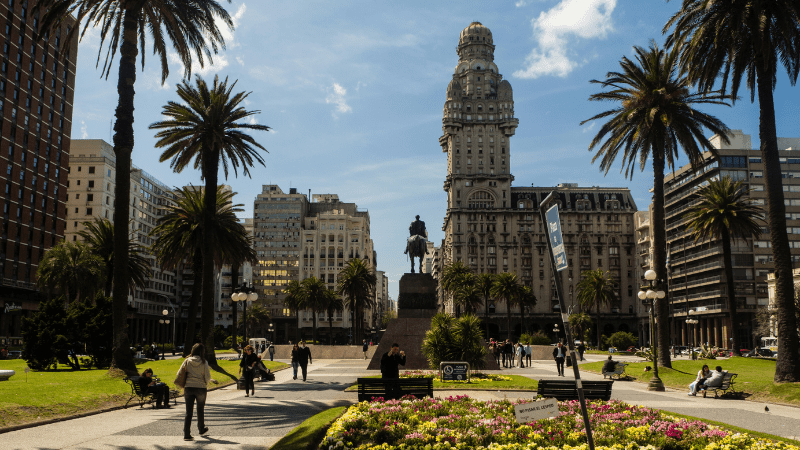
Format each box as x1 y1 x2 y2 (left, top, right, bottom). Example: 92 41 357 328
397 273 437 319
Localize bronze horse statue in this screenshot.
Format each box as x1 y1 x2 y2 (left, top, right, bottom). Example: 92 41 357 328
405 234 428 273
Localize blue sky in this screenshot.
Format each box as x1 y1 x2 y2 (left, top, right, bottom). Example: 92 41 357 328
71 0 800 300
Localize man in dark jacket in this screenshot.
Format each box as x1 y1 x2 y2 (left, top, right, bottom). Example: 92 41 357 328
602 355 617 375
503 340 513 368
380 343 406 378
552 342 566 376
297 341 313 381
363 339 370 360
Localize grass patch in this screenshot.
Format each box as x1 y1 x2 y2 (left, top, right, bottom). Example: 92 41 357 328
344 374 538 391
0 357 287 429
662 410 800 445
580 356 800 406
269 406 346 450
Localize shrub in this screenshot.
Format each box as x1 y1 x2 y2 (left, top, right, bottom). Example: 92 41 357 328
421 313 487 370
21 297 70 370
519 331 552 345
606 331 637 350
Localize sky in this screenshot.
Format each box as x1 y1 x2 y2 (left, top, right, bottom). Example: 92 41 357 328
71 0 800 300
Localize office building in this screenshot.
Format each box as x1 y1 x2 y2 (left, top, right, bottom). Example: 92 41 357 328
1 2 77 345
664 129 800 349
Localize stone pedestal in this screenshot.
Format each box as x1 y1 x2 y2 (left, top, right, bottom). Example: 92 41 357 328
368 273 499 371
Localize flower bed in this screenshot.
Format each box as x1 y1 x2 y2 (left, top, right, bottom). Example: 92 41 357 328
321 396 797 450
399 370 512 383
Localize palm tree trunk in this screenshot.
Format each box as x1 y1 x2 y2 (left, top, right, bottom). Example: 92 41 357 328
520 303 526 335
506 299 512 340
230 261 240 350
329 311 334 345
484 294 490 338
110 4 141 376
651 149 672 368
183 253 202 356
104 262 113 297
721 228 740 356
201 159 220 367
756 64 800 382
595 302 601 349
312 309 318 345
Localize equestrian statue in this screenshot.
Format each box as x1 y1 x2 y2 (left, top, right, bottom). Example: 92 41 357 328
405 215 429 273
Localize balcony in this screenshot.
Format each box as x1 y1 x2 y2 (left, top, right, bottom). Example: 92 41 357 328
671 261 723 277
670 275 723 291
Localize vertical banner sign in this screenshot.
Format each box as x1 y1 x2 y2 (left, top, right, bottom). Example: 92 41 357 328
546 205 568 271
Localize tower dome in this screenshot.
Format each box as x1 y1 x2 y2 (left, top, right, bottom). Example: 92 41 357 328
459 22 493 46
446 79 462 99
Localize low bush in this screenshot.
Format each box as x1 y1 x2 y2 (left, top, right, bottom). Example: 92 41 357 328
519 331 551 345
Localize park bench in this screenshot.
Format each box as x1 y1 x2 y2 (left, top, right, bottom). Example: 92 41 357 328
602 362 628 380
537 379 614 401
356 377 434 402
123 376 180 408
703 372 738 398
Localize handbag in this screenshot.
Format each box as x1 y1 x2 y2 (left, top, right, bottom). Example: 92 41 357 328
174 360 188 388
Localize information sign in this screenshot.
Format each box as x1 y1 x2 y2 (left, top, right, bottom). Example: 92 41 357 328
546 204 568 271
514 397 559 423
439 361 470 381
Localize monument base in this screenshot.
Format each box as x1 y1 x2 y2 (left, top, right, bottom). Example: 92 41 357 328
367 318 433 370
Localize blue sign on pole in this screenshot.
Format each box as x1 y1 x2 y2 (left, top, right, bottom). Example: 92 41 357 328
546 204 568 272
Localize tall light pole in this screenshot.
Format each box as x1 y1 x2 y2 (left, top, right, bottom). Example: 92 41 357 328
686 309 698 360
159 309 170 360
231 282 258 347
158 294 179 355
638 269 666 391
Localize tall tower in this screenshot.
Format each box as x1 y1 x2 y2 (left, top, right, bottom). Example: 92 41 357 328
440 22 518 267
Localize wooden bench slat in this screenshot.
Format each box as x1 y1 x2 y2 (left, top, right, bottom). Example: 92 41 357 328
356 377 434 402
537 379 614 401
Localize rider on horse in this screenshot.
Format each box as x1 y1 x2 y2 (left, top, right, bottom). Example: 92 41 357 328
405 215 428 273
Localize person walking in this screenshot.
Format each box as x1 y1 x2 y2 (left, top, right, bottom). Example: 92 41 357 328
515 342 524 368
503 340 513 368
577 342 586 361
362 339 369 360
290 343 300 380
239 345 258 397
268 343 275 361
552 342 566 376
524 342 532 367
297 341 312 381
175 343 211 441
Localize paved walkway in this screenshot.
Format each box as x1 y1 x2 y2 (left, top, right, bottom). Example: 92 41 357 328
2 356 798 449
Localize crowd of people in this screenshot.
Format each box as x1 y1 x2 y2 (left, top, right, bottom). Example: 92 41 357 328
488 339 533 368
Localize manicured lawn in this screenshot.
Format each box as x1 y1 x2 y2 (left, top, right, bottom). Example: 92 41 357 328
270 406 346 450
580 356 800 406
345 374 538 391
0 357 287 429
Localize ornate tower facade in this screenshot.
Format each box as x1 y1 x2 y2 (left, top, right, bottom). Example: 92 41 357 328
439 22 519 272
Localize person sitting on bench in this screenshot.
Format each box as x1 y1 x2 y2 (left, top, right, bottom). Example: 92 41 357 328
702 365 725 396
602 355 617 374
139 368 170 409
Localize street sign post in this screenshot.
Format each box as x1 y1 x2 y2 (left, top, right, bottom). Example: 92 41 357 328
539 191 596 450
439 361 470 381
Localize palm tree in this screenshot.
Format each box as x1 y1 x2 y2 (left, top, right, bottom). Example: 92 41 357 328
684 177 764 356
475 273 495 333
37 241 104 306
454 277 483 315
301 277 328 345
36 0 233 375
441 261 473 315
77 218 149 297
282 280 305 343
581 42 731 367
336 258 377 342
322 289 344 345
151 76 269 363
518 285 538 335
491 272 521 340
150 185 255 360
576 269 617 348
664 0 800 382
569 312 593 345
243 304 270 341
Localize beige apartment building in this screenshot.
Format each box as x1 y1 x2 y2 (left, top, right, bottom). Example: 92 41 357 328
65 139 179 346
437 23 639 341
663 130 800 350
253 186 381 344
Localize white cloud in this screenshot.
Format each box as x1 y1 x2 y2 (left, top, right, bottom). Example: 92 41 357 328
325 83 352 116
514 0 617 79
80 121 88 139
236 56 245 66
582 122 596 133
516 0 529 6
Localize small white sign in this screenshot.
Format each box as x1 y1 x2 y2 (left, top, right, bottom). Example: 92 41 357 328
514 398 559 423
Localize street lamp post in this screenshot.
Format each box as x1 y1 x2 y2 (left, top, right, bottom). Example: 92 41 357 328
268 322 274 344
231 282 258 347
638 269 666 391
686 310 698 360
159 309 170 360
553 324 560 344
158 295 179 355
